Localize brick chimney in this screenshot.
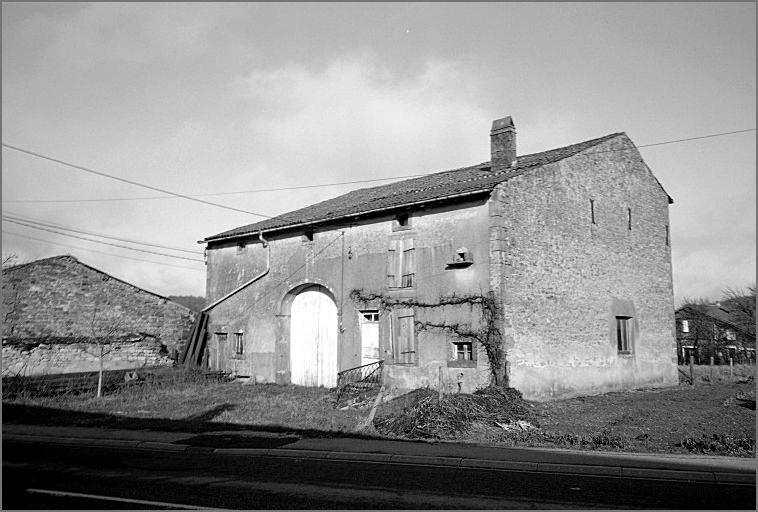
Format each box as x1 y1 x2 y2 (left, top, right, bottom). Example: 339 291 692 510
490 116 516 169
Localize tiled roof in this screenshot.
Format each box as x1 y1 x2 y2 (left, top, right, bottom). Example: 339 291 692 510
205 132 626 242
677 304 750 333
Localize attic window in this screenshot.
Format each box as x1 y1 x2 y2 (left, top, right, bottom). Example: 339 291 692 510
236 241 246 253
627 208 632 230
590 199 596 225
393 214 411 231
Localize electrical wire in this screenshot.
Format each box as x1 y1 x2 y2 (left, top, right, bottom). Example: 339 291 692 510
1 142 275 218
2 212 203 255
3 127 754 205
2 217 205 262
2 229 205 271
1 175 427 204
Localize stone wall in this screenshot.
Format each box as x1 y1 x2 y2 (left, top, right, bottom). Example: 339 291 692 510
2 338 175 377
490 134 678 400
2 256 195 359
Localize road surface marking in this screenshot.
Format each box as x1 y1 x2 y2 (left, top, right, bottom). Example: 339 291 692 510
25 488 228 510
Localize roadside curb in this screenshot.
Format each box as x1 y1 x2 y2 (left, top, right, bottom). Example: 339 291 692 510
5 433 755 485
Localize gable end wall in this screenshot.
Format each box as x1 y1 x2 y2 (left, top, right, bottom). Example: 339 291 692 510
490 135 677 400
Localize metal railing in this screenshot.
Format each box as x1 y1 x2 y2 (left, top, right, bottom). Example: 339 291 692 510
335 360 384 407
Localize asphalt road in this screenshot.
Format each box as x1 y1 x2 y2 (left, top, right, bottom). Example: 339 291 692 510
2 440 754 509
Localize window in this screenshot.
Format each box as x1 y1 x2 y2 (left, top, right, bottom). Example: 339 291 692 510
681 319 689 333
234 332 244 356
665 225 670 246
391 309 416 364
393 214 411 231
726 329 736 341
590 199 596 224
454 342 473 360
236 241 246 254
387 238 415 288
302 231 314 242
616 316 632 354
627 208 632 230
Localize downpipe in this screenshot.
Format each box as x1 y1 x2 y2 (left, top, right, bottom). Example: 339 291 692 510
203 231 270 312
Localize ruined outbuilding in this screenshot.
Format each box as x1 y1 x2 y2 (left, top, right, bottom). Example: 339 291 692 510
2 255 195 376
199 116 678 400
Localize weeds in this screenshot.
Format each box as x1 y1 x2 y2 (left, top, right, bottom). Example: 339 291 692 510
677 434 756 456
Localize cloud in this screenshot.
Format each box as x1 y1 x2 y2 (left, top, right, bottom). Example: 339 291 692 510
236 57 492 182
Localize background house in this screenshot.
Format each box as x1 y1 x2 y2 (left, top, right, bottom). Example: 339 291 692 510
2 255 195 376
197 116 678 401
675 302 756 365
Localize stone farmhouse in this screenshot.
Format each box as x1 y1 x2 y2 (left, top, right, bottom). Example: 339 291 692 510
675 303 756 365
2 255 195 376
199 116 678 401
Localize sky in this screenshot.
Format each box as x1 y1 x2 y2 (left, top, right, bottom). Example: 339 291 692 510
2 2 755 306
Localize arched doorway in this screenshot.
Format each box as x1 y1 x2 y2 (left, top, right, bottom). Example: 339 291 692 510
289 284 338 387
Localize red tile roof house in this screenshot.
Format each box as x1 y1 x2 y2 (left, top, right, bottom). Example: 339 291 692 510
2 255 195 377
198 116 678 401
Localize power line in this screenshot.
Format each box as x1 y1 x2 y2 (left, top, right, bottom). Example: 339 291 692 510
3 127 754 205
1 143 275 218
1 175 427 204
2 230 205 271
2 212 203 255
2 217 205 262
636 128 756 149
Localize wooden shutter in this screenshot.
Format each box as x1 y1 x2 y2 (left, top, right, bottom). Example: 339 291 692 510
387 239 400 287
393 308 416 364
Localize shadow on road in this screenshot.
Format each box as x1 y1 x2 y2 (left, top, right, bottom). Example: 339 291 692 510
2 402 396 444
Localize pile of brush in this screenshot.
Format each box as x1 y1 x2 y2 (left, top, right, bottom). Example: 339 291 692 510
373 386 533 440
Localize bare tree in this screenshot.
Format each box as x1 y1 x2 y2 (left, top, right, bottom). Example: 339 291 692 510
2 253 19 269
84 300 123 398
679 297 717 364
721 284 756 338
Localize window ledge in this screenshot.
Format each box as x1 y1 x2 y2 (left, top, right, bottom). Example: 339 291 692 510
447 360 476 368
617 352 634 357
445 260 473 269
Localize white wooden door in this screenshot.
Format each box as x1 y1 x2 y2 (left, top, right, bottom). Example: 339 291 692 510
360 310 380 366
290 285 338 387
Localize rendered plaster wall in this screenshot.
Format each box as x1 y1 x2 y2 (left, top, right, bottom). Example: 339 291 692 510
490 135 678 400
205 198 493 392
2 256 196 357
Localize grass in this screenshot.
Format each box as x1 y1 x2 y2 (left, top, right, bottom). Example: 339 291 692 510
3 365 755 456
677 362 756 384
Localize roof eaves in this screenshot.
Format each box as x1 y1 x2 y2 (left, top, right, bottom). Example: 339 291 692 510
204 187 494 244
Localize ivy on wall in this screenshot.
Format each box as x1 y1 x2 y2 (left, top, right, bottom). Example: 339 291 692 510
349 289 507 387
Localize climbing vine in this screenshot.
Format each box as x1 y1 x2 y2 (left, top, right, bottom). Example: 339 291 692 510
350 289 506 387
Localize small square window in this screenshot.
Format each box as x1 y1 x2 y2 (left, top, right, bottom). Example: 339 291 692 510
681 320 689 333
392 214 412 231
454 342 473 360
236 242 246 253
448 341 476 367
